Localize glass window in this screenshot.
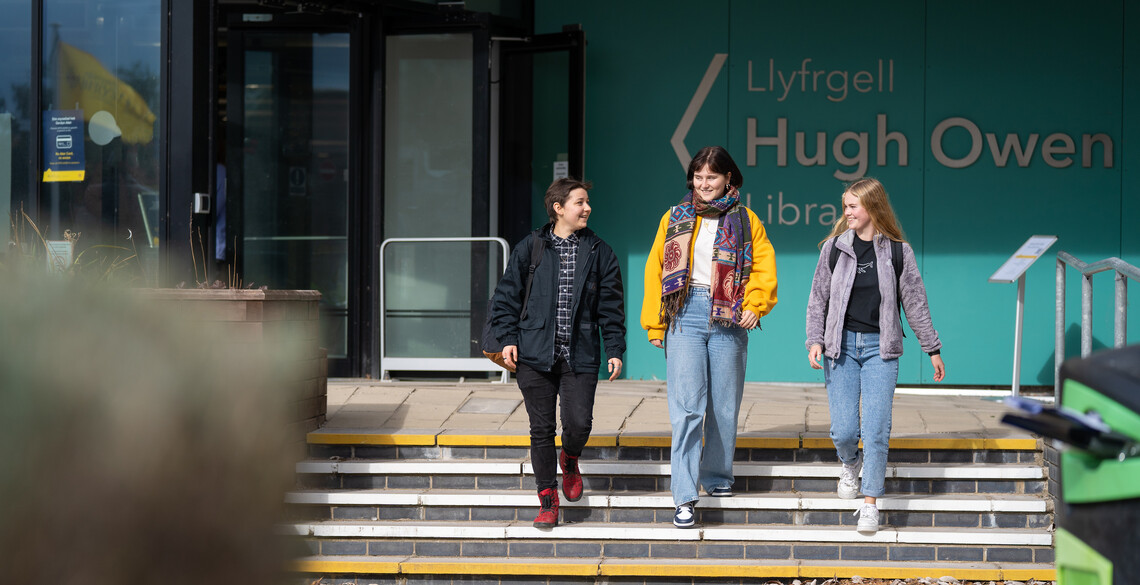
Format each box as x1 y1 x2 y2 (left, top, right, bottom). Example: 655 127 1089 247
0 1 31 256
236 31 351 358
383 34 476 359
41 0 161 284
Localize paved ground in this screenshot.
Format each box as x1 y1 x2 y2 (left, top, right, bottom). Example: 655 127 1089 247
323 378 1035 441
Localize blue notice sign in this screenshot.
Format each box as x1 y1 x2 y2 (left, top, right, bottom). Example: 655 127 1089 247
43 110 85 182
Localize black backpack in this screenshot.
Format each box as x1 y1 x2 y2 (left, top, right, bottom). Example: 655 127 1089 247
480 234 547 372
829 236 906 329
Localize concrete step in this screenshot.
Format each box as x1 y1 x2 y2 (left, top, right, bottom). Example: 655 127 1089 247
286 488 1048 512
284 488 1050 530
283 519 1054 582
282 517 1048 577
293 431 1053 582
288 555 1055 583
295 459 1047 497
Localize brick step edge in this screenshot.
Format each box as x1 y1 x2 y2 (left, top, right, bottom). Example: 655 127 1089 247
288 555 1056 582
282 521 1053 546
296 460 1045 480
285 488 1050 513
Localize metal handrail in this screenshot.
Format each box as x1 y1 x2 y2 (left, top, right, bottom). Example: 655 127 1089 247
1055 251 1140 400
379 237 511 383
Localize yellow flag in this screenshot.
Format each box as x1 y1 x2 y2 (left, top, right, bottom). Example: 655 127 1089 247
57 42 156 144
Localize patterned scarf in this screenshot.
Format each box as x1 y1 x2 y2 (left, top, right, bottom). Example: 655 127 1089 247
660 186 753 327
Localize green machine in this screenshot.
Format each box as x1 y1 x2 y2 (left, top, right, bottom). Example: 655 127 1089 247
1056 345 1140 585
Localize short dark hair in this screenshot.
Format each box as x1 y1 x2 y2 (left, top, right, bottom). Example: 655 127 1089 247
544 177 592 222
686 146 743 191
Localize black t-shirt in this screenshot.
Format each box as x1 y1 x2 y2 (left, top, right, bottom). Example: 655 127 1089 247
843 236 880 333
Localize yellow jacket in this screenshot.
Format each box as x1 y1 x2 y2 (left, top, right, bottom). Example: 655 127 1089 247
641 206 778 342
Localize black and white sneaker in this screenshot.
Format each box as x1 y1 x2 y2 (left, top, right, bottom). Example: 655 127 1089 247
673 503 695 528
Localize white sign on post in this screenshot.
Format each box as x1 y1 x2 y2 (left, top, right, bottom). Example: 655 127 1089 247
989 235 1058 283
989 234 1057 396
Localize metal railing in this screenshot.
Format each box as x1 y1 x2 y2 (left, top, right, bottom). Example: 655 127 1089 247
379 237 511 383
1055 251 1140 400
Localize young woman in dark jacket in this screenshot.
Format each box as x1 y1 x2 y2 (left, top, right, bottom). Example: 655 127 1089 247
489 178 626 529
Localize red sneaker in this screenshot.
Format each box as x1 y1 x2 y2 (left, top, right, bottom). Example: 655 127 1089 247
533 488 559 528
559 450 583 502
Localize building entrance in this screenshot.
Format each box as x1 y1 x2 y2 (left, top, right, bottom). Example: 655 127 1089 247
223 12 357 374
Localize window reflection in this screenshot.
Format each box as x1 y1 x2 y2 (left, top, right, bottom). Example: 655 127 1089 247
40 0 160 284
0 1 31 256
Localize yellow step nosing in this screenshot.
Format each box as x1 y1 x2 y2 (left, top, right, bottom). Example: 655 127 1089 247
290 558 1056 581
599 563 798 578
308 431 1039 451
307 432 438 445
436 434 531 447
289 559 401 573
736 437 800 449
400 560 598 576
796 565 1051 581
616 436 673 447
433 434 620 447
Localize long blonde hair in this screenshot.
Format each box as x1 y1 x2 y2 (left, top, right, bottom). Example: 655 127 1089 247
819 177 907 247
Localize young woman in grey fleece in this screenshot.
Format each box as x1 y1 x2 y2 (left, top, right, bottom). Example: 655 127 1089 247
805 177 946 535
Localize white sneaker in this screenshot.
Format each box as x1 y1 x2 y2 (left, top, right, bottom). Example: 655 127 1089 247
673 503 695 528
855 502 879 534
837 453 862 499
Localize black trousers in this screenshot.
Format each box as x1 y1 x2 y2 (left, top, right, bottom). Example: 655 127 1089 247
517 357 599 492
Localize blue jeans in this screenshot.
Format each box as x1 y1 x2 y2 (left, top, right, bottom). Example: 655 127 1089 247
665 288 748 507
824 330 899 498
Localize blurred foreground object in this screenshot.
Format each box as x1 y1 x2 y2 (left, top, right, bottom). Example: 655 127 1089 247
0 274 307 584
1003 345 1140 585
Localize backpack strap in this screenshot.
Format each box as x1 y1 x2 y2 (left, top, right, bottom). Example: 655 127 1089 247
891 239 905 336
519 231 547 320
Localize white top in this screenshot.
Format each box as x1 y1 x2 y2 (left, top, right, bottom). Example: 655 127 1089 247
690 217 718 287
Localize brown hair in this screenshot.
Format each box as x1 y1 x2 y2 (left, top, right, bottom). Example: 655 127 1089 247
686 146 743 191
544 177 592 222
819 177 907 247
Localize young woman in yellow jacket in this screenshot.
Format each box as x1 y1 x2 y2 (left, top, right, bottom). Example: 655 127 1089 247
641 145 778 528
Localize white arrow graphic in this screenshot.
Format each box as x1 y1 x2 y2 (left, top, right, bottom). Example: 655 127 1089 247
671 53 728 171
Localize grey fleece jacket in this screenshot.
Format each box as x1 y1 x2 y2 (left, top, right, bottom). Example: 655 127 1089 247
805 230 942 360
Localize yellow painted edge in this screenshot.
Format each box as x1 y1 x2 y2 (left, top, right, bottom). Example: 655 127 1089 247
986 437 1041 450
401 560 597 576
798 565 1054 581
289 559 400 573
617 436 672 447
290 561 1055 581
584 435 620 447
804 436 1036 451
436 434 531 447
308 433 1037 451
889 438 989 450
802 437 837 449
737 437 801 449
600 563 798 578
307 432 437 445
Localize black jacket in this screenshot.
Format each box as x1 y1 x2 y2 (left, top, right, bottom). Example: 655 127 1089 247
490 225 626 374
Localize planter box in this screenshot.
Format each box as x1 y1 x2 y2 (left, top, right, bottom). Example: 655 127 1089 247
134 289 326 456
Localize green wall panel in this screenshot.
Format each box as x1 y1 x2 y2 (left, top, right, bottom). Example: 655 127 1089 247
1125 5 1140 344
923 0 1123 384
536 0 1133 385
